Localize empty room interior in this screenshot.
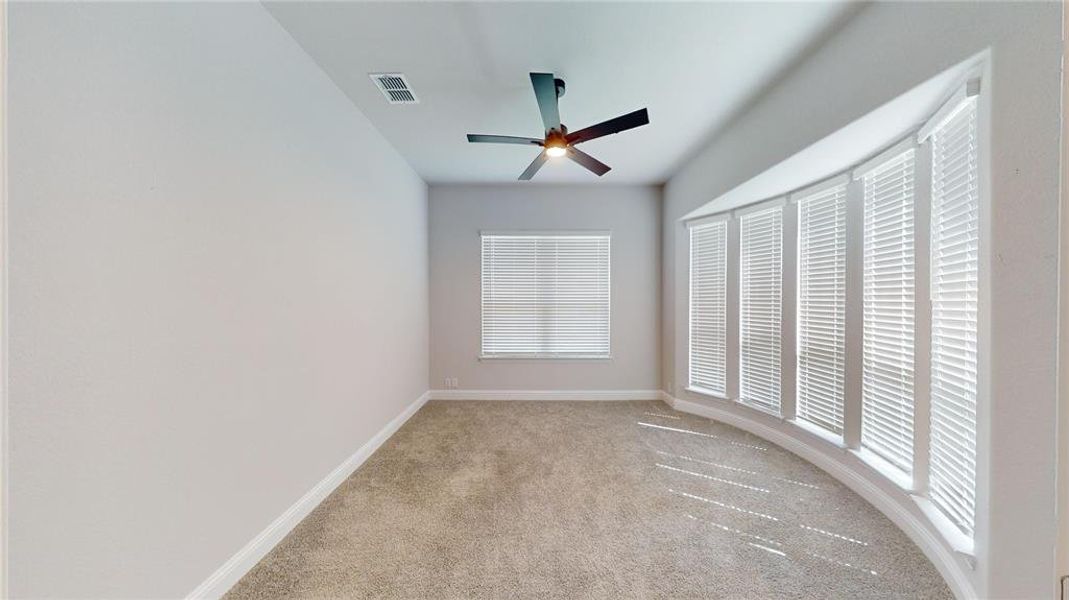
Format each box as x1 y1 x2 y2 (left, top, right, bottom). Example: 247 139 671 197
5 1 1069 598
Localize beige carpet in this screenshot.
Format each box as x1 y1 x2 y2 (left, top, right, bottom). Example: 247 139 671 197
224 401 952 599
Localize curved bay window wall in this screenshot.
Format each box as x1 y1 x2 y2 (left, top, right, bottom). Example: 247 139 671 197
686 79 980 551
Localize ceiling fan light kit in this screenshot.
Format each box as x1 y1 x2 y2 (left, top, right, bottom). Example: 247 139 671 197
466 72 650 180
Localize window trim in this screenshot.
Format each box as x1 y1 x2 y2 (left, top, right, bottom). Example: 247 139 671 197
477 353 613 361
852 137 917 181
791 416 847 448
734 196 786 218
913 495 976 558
686 211 731 229
478 229 613 237
917 78 980 143
684 386 730 402
789 173 850 202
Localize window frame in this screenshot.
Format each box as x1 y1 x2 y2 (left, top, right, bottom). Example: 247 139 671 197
794 180 849 437
688 217 729 397
738 202 784 416
925 94 980 540
856 145 919 480
479 230 612 360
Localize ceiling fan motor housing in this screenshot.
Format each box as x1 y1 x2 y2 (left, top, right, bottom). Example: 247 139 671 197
545 130 568 149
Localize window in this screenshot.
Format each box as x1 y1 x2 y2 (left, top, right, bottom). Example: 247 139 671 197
796 183 847 435
480 233 610 358
928 97 979 537
861 149 916 473
739 206 782 413
682 75 983 549
689 220 728 395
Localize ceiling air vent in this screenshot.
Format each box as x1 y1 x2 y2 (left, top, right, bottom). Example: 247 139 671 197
369 73 419 105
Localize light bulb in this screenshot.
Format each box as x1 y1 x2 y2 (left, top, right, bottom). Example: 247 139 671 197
545 145 567 158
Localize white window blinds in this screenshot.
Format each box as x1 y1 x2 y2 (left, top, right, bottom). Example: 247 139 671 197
739 206 783 413
480 233 610 358
929 98 979 537
689 220 728 395
796 184 847 434
861 150 917 473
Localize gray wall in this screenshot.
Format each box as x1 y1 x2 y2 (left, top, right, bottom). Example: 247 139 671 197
429 185 660 391
662 2 1062 598
7 3 428 597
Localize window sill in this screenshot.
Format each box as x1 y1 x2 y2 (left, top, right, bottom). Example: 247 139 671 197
850 447 914 492
478 354 612 361
684 386 730 402
739 400 785 420
789 418 847 449
911 496 976 564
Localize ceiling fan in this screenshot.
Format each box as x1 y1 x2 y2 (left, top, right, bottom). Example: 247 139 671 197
466 72 650 180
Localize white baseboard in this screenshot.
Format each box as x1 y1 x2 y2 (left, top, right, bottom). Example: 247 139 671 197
186 391 431 600
660 392 975 600
428 389 663 401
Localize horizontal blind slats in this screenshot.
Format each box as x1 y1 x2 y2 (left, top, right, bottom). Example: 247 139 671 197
797 184 847 434
740 206 782 413
929 99 979 537
482 234 610 357
690 221 728 394
861 149 916 474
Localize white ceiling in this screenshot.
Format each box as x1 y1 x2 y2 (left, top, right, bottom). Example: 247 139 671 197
266 1 859 184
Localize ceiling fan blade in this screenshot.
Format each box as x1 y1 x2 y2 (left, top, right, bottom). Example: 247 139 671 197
566 108 649 145
467 134 543 146
567 147 611 176
518 152 549 181
530 72 561 133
